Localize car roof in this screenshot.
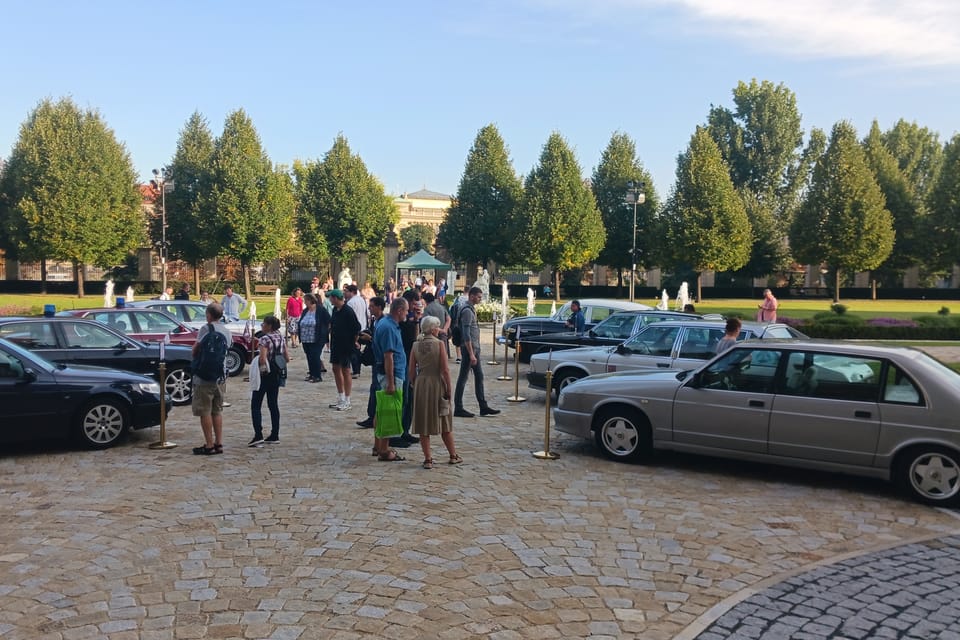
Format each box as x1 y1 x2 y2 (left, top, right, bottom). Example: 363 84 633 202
565 298 653 309
127 300 204 306
602 310 701 318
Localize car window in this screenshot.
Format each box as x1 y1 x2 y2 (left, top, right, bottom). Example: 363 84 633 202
0 349 26 378
91 311 135 333
134 311 178 332
782 352 879 401
62 322 128 349
699 348 781 392
555 302 572 321
678 328 725 359
593 314 637 339
624 325 680 357
760 325 795 339
881 363 924 405
0 322 58 349
588 306 614 323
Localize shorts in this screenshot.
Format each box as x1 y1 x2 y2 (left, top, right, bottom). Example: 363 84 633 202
376 373 404 391
191 381 226 417
329 342 354 367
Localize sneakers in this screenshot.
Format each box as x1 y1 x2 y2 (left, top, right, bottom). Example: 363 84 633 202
329 401 341 408
336 400 352 411
453 409 475 418
479 407 501 416
248 436 264 447
263 435 279 443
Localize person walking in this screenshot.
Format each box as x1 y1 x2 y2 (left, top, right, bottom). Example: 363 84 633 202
758 288 779 322
299 293 329 383
357 296 386 429
285 288 304 348
221 284 247 322
249 315 289 446
373 297 408 461
408 315 460 469
454 287 501 418
328 289 360 410
191 302 231 455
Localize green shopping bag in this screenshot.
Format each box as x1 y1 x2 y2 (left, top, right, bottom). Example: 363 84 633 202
374 388 404 438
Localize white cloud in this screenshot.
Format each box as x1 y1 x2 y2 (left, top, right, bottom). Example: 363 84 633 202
653 0 960 67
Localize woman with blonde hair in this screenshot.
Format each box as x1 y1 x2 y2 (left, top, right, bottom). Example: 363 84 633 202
407 314 460 468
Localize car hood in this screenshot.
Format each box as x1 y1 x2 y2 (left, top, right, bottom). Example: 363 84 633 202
579 368 687 385
532 344 616 361
49 363 157 384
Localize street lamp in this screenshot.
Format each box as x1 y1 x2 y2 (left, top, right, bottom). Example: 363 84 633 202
151 167 174 294
625 181 646 302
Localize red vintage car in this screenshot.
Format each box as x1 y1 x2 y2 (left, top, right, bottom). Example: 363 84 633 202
57 308 253 376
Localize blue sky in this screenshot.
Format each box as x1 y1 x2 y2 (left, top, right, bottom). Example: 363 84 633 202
2 0 958 202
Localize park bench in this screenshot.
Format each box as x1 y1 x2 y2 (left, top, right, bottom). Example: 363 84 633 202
254 284 279 296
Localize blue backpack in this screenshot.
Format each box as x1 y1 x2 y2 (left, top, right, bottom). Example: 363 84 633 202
191 323 228 382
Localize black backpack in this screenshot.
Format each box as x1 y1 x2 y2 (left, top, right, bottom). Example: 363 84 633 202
191 323 228 382
450 298 464 347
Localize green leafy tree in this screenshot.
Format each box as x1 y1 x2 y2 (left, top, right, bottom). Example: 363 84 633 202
707 79 806 278
399 223 436 256
212 109 296 296
438 124 523 270
863 121 924 286
591 132 660 290
519 132 605 299
0 97 142 296
661 126 751 300
790 121 894 302
882 119 944 204
163 111 218 293
927 134 960 270
295 135 397 272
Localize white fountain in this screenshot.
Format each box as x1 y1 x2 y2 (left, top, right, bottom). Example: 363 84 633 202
526 288 536 317
125 285 135 302
676 282 690 311
656 289 669 310
103 279 115 308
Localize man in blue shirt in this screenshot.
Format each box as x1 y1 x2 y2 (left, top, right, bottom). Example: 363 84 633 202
372 297 408 461
565 300 585 334
221 285 247 322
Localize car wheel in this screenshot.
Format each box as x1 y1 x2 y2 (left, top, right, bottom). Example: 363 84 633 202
225 346 245 377
77 398 128 449
553 368 584 398
165 366 193 405
896 445 960 506
593 406 651 462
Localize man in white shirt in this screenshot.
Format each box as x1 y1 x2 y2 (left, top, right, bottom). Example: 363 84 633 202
345 284 369 378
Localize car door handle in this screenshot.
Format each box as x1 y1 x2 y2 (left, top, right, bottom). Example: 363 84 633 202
749 400 764 407
855 410 872 418
657 363 670 368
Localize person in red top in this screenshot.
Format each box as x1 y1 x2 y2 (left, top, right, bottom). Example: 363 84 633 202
757 288 778 322
285 288 305 348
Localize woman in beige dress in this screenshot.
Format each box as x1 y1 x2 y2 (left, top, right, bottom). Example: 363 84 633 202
408 315 461 469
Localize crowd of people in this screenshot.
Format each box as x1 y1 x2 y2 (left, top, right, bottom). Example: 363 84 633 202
185 273 493 470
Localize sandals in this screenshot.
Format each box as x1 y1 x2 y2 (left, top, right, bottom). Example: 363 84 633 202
214 443 223 454
378 449 405 462
448 454 463 465
422 459 434 469
192 445 219 455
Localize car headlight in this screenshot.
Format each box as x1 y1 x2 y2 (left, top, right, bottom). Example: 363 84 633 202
137 382 162 394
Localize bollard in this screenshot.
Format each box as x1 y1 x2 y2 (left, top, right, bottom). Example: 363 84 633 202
149 361 177 450
506 342 526 403
488 313 500 365
497 339 513 381
533 369 559 460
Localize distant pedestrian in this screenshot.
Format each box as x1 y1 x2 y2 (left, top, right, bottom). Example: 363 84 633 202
758 289 778 322
249 315 288 446
159 287 174 301
565 300 585 334
299 294 329 383
175 283 190 300
328 289 360 410
454 287 500 418
286 288 304 348
221 285 247 322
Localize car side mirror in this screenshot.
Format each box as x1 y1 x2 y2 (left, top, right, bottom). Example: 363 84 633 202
686 370 703 388
588 329 596 338
615 343 628 354
22 368 38 383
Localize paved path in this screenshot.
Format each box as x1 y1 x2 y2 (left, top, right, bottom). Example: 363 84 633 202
0 330 958 639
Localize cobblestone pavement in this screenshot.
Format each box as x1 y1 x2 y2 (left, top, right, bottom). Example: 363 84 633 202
0 330 959 639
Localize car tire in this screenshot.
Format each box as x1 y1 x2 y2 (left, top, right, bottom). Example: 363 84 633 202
76 397 129 449
225 346 245 377
553 368 584 398
895 445 960 507
593 406 651 463
165 366 193 406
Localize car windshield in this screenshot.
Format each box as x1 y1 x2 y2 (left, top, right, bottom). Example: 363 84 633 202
62 322 132 349
553 302 572 321
592 314 637 339
622 325 681 356
0 338 56 373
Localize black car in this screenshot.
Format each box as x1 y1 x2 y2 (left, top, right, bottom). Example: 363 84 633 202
0 338 167 449
515 310 704 362
501 298 654 352
0 317 195 405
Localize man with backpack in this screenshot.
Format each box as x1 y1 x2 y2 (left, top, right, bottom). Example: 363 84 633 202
453 287 501 418
191 302 231 455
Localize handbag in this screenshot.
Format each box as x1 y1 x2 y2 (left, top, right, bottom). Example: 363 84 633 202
374 388 404 438
273 352 287 387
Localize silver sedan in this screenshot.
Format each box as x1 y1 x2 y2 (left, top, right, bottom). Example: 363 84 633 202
552 340 960 506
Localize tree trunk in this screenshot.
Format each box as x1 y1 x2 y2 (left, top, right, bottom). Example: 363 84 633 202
40 259 48 295
554 270 560 302
75 261 85 298
834 268 841 303
617 268 624 298
194 264 201 297
696 272 703 303
243 264 252 300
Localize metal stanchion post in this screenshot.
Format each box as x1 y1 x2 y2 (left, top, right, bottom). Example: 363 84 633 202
488 312 500 365
497 338 512 381
506 343 526 403
149 361 177 450
533 369 558 460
